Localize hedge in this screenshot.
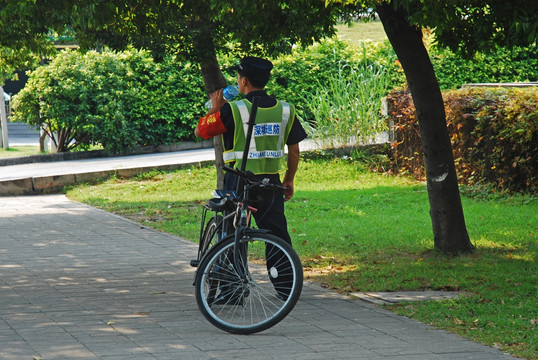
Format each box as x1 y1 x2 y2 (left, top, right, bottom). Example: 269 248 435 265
12 48 207 153
430 45 538 90
387 87 537 194
12 40 401 153
11 39 538 155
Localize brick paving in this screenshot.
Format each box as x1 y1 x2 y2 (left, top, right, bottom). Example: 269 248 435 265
0 194 517 359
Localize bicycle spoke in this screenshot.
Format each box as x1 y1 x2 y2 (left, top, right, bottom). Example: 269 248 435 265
195 233 302 334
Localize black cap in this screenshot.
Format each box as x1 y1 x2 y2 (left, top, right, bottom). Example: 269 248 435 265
230 57 273 80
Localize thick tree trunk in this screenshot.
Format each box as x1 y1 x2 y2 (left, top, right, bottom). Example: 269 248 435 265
377 3 474 254
199 48 227 188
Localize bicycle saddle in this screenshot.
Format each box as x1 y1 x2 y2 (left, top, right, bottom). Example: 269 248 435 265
208 190 238 212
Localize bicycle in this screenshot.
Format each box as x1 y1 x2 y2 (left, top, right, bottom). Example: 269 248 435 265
190 165 303 334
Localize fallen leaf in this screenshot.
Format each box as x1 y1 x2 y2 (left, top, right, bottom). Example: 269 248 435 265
454 318 464 325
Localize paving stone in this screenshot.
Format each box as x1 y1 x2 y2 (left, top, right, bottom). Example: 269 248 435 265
0 195 519 360
351 290 462 304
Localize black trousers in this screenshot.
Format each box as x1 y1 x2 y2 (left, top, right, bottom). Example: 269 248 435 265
223 172 291 245
224 171 294 297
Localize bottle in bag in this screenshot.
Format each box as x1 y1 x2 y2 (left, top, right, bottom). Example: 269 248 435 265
205 84 239 109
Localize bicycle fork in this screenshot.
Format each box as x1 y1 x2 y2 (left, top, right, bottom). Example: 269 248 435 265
233 202 256 281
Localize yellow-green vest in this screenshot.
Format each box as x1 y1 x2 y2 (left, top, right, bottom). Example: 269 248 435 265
223 99 295 174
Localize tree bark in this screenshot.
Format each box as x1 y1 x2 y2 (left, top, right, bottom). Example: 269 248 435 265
376 3 474 254
198 47 227 188
0 86 8 150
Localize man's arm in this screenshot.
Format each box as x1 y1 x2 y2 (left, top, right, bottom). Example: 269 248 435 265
282 143 300 201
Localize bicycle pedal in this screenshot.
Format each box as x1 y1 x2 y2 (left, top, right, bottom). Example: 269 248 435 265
190 259 200 267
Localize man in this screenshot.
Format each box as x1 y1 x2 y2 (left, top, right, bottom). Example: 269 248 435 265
195 56 306 247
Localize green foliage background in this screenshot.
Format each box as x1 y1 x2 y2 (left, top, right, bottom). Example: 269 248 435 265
10 38 538 154
12 48 207 153
431 45 538 90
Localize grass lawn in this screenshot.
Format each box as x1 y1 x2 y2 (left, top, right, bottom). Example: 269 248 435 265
0 145 41 158
336 20 387 43
0 144 106 158
66 153 537 359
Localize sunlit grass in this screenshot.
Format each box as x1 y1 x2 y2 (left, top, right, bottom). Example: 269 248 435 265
0 144 106 158
66 155 537 359
0 145 41 158
336 20 387 43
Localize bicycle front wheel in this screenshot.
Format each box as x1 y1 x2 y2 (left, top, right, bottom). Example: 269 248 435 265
194 232 303 334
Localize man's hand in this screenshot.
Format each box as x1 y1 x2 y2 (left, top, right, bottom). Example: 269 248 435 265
282 179 294 201
209 89 226 112
282 143 300 201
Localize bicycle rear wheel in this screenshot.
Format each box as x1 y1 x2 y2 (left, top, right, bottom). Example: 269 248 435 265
194 232 303 334
199 215 222 258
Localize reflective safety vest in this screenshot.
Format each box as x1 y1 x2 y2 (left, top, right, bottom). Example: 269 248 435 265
223 99 295 174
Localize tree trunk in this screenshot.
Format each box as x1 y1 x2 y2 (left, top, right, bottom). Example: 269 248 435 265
376 3 474 254
0 85 9 149
198 47 227 188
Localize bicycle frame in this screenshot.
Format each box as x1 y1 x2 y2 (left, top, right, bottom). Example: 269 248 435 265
232 181 258 280
193 166 286 278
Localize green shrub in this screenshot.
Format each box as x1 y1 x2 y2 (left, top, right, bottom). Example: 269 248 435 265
12 48 206 153
430 45 538 90
140 59 207 146
387 87 538 194
264 39 402 145
11 38 538 155
13 50 96 152
81 49 154 152
268 39 403 116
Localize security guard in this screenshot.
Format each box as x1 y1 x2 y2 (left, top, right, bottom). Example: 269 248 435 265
195 56 307 247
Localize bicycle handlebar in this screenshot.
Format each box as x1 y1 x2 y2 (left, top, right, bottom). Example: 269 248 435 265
222 165 288 191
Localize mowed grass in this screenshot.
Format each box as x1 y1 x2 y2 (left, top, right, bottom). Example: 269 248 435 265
0 145 41 158
0 144 105 158
335 20 387 43
66 155 536 359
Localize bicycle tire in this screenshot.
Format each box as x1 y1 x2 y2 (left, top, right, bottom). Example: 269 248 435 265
199 215 222 260
194 231 303 334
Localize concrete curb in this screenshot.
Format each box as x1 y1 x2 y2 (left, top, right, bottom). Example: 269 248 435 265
0 140 213 167
0 140 216 195
0 160 214 196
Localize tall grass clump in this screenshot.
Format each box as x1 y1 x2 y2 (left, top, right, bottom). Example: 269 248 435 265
302 57 391 147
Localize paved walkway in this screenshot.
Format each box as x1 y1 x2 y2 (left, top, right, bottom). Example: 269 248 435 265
0 148 216 195
0 194 516 360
